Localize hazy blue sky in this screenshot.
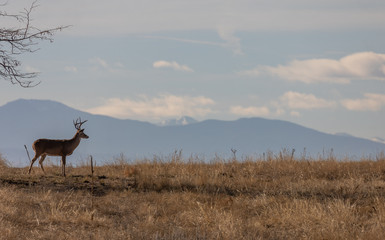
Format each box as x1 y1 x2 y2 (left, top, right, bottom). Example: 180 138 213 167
1 0 385 141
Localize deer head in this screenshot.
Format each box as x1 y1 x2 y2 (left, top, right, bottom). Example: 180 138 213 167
73 117 89 139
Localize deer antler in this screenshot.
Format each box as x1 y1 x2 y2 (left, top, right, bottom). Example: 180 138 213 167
73 117 88 130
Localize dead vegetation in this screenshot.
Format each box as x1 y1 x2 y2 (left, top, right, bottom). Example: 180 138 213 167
1 152 385 239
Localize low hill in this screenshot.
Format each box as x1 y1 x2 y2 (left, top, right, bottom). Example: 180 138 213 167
0 99 384 166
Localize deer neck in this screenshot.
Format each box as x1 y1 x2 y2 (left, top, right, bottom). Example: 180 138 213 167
69 132 82 149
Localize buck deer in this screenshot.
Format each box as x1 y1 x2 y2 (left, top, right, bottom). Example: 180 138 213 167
27 118 89 176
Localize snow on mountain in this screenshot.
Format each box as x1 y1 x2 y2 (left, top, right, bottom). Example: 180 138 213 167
1 99 384 166
158 116 198 126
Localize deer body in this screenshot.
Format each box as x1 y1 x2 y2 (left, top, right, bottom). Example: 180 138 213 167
33 133 82 156
28 118 89 176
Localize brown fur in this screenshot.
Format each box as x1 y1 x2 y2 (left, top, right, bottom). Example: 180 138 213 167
28 128 89 176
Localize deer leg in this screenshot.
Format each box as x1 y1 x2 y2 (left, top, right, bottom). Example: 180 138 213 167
28 154 40 174
61 155 67 177
38 154 47 174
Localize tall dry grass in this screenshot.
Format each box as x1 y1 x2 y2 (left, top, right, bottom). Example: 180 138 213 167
0 153 9 169
1 152 385 239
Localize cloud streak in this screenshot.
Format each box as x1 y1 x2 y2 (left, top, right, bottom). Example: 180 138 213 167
64 66 78 73
87 94 215 120
217 28 243 55
241 52 385 84
11 1 385 36
142 35 224 47
230 105 270 117
153 61 194 72
143 32 242 55
341 93 385 111
89 57 125 73
229 91 336 118
279 91 337 109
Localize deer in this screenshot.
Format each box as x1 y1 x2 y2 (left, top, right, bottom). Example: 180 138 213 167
27 118 89 177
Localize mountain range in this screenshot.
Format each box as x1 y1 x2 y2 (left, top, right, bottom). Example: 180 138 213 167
1 99 384 167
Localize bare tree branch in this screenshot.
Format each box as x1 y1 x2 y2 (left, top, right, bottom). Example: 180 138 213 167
0 1 69 87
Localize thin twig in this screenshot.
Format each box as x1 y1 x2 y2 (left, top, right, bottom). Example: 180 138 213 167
90 155 95 221
24 144 31 163
1 1 70 87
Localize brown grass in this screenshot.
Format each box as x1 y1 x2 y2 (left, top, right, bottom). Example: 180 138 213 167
1 152 385 239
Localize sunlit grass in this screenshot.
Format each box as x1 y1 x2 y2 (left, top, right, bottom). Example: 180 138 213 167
1 152 385 239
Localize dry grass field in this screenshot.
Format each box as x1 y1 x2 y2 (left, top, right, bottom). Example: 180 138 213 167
1 151 385 239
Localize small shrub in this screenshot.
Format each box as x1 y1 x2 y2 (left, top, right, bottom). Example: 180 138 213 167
0 152 9 168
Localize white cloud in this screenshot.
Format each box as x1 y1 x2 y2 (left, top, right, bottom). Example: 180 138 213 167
87 94 215 120
230 105 270 117
89 57 124 73
279 91 336 110
341 93 385 111
217 28 243 55
241 52 385 84
229 92 336 118
64 66 78 73
89 57 109 69
153 61 194 72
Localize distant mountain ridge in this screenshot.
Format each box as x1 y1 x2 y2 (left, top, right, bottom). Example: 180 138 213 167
1 99 384 166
